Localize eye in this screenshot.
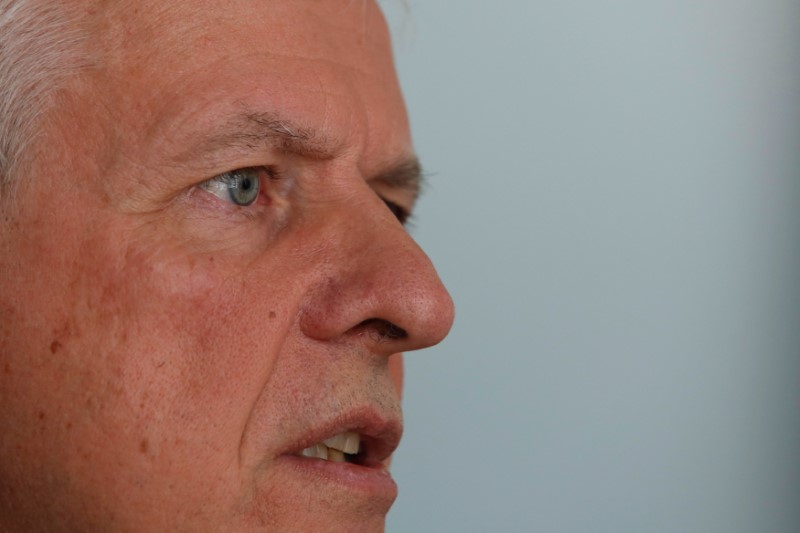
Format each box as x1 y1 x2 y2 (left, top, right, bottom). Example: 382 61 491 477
382 198 409 225
200 167 261 206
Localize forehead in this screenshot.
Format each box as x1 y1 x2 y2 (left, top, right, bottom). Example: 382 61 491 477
97 0 392 70
83 0 410 167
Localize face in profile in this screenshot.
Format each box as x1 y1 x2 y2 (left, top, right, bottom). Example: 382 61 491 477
0 0 453 530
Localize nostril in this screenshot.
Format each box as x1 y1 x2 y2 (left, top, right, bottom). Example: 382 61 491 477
356 318 408 343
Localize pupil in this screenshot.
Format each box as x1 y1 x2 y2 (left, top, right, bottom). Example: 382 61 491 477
225 170 259 206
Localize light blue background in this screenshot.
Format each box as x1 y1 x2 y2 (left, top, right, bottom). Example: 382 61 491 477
383 1 800 532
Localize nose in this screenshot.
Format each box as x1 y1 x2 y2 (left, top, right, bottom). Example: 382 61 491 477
298 181 455 356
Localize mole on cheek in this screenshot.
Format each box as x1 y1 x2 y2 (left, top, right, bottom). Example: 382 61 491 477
50 320 77 355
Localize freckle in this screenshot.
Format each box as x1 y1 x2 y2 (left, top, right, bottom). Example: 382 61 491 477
269 311 276 319
139 439 148 453
3 363 11 374
139 402 145 409
38 411 45 420
50 340 62 354
65 422 73 430
208 256 214 262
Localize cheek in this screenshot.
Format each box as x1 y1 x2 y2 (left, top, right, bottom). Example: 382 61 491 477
37 232 298 518
108 243 287 429
34 221 293 453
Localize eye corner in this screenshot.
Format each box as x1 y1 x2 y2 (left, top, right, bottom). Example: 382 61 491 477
381 197 412 226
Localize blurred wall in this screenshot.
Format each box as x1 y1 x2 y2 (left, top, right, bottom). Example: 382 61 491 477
383 1 800 532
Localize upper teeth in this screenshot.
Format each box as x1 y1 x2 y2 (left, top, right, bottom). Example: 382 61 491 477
300 432 360 462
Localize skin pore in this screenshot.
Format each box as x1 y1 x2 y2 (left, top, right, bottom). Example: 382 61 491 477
0 1 453 531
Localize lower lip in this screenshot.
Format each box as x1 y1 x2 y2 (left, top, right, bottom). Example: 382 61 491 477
277 455 398 500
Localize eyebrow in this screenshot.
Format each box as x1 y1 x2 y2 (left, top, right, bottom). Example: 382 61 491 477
180 108 424 199
372 156 424 201
193 110 335 160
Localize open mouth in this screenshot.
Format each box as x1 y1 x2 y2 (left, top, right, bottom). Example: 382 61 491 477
279 415 402 498
298 431 361 464
285 410 403 473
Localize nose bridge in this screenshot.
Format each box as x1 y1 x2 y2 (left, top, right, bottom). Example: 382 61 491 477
299 184 454 352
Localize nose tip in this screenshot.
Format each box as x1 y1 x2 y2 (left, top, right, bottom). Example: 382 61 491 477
299 197 455 355
363 244 455 352
388 255 454 350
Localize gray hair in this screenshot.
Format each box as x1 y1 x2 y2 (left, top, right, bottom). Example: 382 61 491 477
0 0 88 198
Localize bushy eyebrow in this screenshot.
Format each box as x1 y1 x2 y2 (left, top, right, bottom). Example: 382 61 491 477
372 156 424 202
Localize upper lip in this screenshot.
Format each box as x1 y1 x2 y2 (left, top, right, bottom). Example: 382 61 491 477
282 406 403 467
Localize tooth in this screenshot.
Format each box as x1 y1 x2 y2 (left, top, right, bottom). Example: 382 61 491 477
342 432 360 455
323 432 360 454
314 443 328 460
300 434 360 460
324 434 347 452
328 449 345 463
301 443 329 459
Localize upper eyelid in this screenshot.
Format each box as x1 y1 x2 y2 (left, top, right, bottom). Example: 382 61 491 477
198 164 415 224
201 165 283 184
197 165 277 203
374 192 412 225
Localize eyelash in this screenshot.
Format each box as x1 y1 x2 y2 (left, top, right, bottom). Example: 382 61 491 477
199 166 280 205
382 199 410 225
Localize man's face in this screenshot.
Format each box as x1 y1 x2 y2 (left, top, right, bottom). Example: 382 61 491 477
0 1 453 530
